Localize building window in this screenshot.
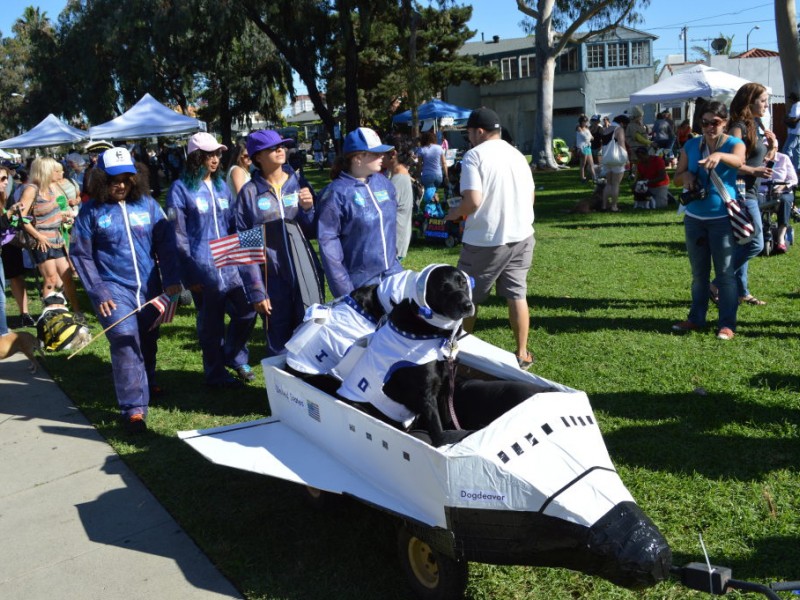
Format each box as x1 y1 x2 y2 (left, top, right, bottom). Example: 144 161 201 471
607 42 628 68
587 44 604 69
501 56 520 80
520 54 535 78
557 47 578 72
631 41 650 66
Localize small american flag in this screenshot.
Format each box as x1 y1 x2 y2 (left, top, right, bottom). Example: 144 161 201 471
148 293 178 331
209 227 266 268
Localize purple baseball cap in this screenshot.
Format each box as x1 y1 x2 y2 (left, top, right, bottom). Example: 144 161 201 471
246 130 294 157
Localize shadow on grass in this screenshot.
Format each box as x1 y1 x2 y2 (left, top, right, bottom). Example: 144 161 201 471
593 390 800 481
109 428 413 600
549 219 681 230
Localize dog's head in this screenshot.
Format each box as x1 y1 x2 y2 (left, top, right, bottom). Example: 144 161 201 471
42 291 68 309
413 264 474 327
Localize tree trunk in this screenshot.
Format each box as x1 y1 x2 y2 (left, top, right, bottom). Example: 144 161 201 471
218 82 233 149
775 0 800 99
533 2 558 170
339 0 361 132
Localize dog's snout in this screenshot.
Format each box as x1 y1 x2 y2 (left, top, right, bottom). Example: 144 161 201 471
462 300 474 316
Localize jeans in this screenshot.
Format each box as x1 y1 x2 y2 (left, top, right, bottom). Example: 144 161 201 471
421 174 443 204
732 198 764 298
684 215 737 330
783 133 800 172
0 256 8 336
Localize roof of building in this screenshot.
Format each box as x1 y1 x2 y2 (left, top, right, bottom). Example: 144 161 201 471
459 26 656 57
286 110 321 124
735 48 781 58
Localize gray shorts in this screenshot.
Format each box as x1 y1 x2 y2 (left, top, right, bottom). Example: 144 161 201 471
457 235 534 304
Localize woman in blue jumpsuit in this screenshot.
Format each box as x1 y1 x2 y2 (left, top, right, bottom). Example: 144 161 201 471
70 148 182 433
317 127 402 298
167 132 256 387
232 129 322 356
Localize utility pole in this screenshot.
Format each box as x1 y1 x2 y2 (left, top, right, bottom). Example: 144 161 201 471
680 26 688 62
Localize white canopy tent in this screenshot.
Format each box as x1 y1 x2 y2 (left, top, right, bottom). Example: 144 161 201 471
0 114 88 149
630 64 755 106
88 93 205 140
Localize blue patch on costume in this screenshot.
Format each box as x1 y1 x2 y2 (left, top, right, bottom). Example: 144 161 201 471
98 214 112 229
283 193 298 208
353 191 366 207
374 189 390 203
258 196 272 211
218 198 229 210
196 197 209 213
128 212 151 227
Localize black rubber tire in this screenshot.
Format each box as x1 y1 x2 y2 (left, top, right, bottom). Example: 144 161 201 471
397 526 468 600
444 235 456 248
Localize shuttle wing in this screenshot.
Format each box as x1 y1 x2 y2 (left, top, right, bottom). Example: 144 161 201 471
178 418 437 525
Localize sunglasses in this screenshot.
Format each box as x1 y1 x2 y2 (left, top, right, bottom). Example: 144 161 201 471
701 119 724 128
0 176 8 182
203 150 223 158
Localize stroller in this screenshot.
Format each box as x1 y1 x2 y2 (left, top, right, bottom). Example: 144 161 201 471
412 194 464 248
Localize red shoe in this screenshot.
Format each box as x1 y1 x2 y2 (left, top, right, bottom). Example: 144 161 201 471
671 320 701 332
774 243 787 254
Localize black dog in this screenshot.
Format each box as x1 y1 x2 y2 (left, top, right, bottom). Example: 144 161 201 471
337 265 475 446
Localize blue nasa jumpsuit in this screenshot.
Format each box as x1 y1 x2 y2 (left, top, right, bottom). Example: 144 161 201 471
317 171 402 298
70 195 181 418
167 176 256 385
233 166 321 356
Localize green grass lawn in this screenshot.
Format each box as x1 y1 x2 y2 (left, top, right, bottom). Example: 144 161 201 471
13 166 800 599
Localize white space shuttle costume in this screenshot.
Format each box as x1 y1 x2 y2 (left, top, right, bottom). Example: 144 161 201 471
285 269 417 375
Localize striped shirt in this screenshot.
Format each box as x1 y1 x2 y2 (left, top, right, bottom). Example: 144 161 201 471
25 183 65 248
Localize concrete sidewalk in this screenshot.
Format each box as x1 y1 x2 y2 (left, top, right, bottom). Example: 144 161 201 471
0 354 242 600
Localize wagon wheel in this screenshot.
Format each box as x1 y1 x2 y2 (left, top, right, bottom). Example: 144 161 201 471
763 237 773 257
444 235 456 248
397 526 468 600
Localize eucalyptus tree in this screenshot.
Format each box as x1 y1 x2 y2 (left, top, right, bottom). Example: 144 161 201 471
516 0 649 169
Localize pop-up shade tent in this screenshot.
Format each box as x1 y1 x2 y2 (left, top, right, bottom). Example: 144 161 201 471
0 114 88 149
392 99 473 126
629 64 754 105
88 93 205 140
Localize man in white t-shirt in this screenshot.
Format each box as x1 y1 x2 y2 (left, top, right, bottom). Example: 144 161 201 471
445 107 536 369
782 92 800 172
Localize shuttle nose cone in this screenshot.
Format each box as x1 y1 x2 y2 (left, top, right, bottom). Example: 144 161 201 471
586 501 672 589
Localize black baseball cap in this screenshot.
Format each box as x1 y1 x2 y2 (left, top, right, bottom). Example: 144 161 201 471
466 107 501 131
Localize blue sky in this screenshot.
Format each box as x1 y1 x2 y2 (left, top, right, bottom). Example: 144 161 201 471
2 1 794 69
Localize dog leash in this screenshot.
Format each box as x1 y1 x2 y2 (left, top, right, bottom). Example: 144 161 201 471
444 328 466 431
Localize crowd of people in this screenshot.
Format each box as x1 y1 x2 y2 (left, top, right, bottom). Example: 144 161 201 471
1 84 797 431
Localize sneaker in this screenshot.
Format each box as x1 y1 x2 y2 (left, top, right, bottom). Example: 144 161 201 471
774 243 787 254
234 364 256 382
716 327 735 340
122 413 147 435
671 320 701 332
21 313 36 327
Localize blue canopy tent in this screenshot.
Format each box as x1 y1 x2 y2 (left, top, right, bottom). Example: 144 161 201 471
392 99 472 127
0 114 88 149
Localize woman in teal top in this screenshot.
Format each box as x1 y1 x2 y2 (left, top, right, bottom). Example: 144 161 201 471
672 101 745 340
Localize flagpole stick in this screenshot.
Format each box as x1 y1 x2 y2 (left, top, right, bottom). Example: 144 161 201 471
262 223 268 331
67 295 161 360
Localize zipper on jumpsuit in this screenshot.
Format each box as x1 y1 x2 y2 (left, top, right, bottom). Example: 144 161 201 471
363 182 390 270
120 201 143 308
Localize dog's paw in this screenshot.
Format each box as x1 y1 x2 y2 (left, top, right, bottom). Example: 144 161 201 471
433 429 474 447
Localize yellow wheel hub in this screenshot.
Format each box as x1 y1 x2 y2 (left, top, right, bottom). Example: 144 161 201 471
407 537 439 589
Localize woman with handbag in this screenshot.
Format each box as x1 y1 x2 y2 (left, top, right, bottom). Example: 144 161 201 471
673 101 745 340
724 82 776 306
15 158 82 313
600 114 629 212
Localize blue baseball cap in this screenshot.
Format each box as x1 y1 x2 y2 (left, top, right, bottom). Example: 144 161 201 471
343 127 393 154
98 147 136 175
246 130 294 157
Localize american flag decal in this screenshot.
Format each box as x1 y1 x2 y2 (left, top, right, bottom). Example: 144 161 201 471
307 401 321 422
209 227 266 268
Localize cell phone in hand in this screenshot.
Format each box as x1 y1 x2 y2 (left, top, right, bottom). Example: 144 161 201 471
766 160 775 169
